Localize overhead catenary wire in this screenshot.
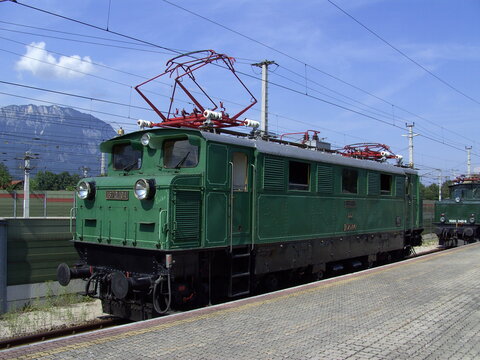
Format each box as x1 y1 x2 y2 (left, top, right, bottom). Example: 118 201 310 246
2 38 474 152
11 1 182 56
326 0 480 107
0 27 176 55
3 70 479 159
154 0 480 150
3 0 478 162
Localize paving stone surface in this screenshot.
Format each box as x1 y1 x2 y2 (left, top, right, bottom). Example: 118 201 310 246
2 244 480 359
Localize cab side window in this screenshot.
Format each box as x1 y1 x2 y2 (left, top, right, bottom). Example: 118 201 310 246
232 152 248 191
342 169 358 194
113 144 142 170
380 174 392 195
163 139 199 168
289 161 310 191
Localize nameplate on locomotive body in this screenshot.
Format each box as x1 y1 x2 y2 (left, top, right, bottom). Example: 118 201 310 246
344 200 356 208
106 190 129 200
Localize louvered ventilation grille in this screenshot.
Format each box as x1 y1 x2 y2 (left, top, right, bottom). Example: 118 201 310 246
263 157 285 191
396 177 405 197
317 165 333 193
368 172 380 195
174 191 201 242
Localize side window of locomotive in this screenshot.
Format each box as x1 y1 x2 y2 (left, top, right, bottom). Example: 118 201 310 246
380 174 392 195
473 188 480 199
113 144 142 170
289 161 310 191
232 152 248 191
453 188 466 200
163 139 199 168
342 169 358 194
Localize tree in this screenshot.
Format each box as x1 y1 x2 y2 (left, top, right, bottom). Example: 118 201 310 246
31 171 81 191
420 180 452 200
441 180 452 199
0 163 12 190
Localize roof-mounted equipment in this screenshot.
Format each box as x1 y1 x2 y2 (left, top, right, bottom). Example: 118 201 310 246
135 50 257 129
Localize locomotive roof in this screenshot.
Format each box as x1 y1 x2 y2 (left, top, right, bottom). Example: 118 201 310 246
122 127 416 176
200 130 415 176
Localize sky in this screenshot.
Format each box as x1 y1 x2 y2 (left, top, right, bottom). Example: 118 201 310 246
1 0 479 183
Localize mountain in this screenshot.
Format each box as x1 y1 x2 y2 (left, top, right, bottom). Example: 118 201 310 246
0 105 117 179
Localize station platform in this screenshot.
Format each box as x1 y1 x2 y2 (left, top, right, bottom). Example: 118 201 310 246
2 243 480 360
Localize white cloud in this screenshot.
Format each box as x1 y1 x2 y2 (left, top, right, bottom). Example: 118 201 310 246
15 42 94 79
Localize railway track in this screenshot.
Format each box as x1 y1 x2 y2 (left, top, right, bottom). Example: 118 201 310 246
0 317 129 350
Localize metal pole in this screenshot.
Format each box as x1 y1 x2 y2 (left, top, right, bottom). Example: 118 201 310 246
0 219 7 314
252 60 276 137
466 146 472 176
13 191 16 218
403 123 418 169
101 152 106 176
260 62 268 135
438 170 442 201
23 155 30 218
44 192 47 217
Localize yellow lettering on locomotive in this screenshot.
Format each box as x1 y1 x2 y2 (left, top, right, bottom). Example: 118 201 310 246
343 223 357 231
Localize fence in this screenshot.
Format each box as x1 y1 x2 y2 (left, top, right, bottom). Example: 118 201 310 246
422 200 435 234
0 191 75 218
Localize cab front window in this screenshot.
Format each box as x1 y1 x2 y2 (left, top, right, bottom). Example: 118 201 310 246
113 144 142 170
163 139 199 168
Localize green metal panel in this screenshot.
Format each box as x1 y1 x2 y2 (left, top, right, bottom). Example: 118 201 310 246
434 201 479 223
396 176 405 197
317 165 333 193
207 143 228 186
256 193 405 243
171 190 201 248
263 156 285 191
257 159 416 244
205 192 228 246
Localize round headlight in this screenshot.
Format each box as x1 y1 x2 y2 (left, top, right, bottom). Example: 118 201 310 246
134 178 155 200
141 133 151 146
455 197 461 203
469 217 475 224
440 216 446 223
77 181 95 200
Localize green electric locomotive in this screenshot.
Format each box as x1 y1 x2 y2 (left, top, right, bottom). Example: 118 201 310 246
57 126 423 320
57 50 423 320
434 175 480 247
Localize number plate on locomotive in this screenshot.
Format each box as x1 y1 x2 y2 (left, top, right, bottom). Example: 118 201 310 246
106 191 129 200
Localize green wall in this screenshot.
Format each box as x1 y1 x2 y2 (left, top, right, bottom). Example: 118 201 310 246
5 218 78 286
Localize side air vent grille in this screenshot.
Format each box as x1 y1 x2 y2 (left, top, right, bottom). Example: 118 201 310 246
263 157 285 191
317 165 333 193
368 172 380 195
173 191 201 244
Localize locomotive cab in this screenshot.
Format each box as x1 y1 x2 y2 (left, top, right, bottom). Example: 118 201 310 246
434 178 480 247
60 128 260 319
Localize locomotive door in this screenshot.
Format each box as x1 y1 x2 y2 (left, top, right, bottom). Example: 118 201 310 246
229 148 253 248
405 174 414 231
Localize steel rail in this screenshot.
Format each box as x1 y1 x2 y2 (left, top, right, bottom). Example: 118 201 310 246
0 316 129 350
